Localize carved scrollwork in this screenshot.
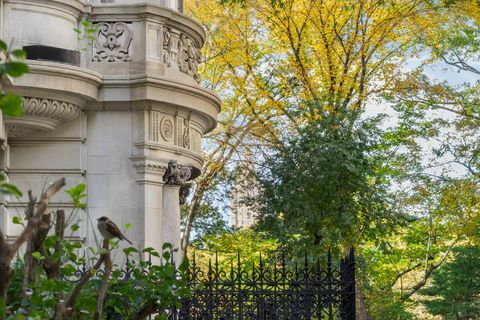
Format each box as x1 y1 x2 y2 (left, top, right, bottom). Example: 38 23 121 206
163 160 201 205
177 33 201 82
162 27 172 67
93 22 133 62
162 160 201 186
22 97 80 121
182 118 190 149
162 26 201 82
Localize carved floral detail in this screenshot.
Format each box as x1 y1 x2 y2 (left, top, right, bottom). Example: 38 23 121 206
177 33 201 82
93 22 132 62
162 27 201 82
162 160 201 204
6 125 35 138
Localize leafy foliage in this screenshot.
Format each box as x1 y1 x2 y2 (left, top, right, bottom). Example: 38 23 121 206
419 246 480 318
0 40 28 117
257 107 392 256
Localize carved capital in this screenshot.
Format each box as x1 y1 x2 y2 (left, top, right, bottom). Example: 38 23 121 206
162 160 201 186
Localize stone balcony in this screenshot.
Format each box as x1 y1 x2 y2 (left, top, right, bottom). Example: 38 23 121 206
2 0 219 169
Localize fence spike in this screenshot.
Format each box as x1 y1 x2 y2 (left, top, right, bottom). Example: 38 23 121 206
327 248 332 270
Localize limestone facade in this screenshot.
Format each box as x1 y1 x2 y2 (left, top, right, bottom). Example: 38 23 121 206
0 0 220 255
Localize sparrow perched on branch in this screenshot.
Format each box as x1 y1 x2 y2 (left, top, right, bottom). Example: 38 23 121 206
97 216 132 244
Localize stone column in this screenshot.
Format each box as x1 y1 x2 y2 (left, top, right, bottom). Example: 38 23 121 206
161 160 200 261
162 184 181 255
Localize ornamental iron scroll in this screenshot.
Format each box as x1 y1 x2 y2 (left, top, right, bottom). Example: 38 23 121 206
93 22 132 62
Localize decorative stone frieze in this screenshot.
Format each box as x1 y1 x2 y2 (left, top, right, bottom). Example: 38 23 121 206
133 162 166 175
93 22 133 62
5 97 81 138
22 97 80 121
162 26 201 82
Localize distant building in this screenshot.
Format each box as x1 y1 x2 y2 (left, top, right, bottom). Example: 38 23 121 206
230 167 260 228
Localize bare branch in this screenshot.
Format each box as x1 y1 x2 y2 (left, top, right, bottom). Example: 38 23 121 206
94 241 112 320
9 178 66 259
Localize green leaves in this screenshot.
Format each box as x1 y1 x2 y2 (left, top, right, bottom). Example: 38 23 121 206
0 40 28 118
65 183 87 209
12 216 22 225
31 251 44 261
0 94 23 117
0 182 22 197
0 62 29 78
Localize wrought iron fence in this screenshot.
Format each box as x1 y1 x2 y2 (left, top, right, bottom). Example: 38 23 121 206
70 249 356 320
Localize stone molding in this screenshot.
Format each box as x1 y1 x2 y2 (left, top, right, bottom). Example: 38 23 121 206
133 162 167 175
93 22 133 62
5 97 81 138
22 97 81 122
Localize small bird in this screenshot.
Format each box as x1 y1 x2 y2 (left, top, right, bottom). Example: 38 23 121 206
97 216 132 244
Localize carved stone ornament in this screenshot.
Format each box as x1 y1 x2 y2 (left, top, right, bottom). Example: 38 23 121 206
93 22 133 62
162 160 201 186
182 118 190 149
162 26 201 82
162 27 172 66
161 117 174 141
134 162 166 175
177 33 201 82
5 97 81 138
22 97 80 121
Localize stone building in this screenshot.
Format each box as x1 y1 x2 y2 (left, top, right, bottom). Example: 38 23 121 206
231 166 259 229
0 0 220 255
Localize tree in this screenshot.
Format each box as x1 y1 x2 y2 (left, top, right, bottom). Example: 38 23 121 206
181 0 442 257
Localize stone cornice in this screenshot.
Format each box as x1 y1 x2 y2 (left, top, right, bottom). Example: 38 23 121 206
6 0 86 16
